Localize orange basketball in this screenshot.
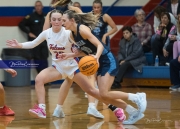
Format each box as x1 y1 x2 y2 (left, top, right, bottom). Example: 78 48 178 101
78 56 98 76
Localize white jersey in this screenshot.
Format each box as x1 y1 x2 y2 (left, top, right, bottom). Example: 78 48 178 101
22 27 79 79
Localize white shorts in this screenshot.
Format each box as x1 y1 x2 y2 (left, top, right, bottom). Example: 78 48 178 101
52 58 80 79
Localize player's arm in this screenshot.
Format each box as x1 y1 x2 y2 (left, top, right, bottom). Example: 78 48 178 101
6 31 47 49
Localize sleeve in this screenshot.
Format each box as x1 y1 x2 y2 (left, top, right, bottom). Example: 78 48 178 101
164 25 177 49
18 15 31 34
117 40 124 62
169 13 177 25
154 16 160 33
142 23 152 44
168 25 176 38
124 38 143 61
22 30 47 49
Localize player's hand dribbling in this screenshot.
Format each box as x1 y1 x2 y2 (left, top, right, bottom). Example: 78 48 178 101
89 54 99 68
6 39 22 48
57 53 72 60
4 69 17 77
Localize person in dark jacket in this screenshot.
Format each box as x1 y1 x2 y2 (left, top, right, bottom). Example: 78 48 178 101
111 26 146 89
18 0 49 73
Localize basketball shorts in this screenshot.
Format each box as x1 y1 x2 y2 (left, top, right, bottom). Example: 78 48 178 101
97 52 119 76
52 58 80 79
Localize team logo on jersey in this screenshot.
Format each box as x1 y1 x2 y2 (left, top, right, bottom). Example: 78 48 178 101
49 44 65 50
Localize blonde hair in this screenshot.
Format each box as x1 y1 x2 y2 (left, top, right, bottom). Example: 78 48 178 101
63 10 99 30
52 0 72 7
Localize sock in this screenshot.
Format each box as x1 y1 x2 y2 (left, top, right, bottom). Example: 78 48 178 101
0 106 4 108
125 105 137 114
56 104 63 109
39 104 46 110
128 93 138 101
108 104 117 111
89 103 95 108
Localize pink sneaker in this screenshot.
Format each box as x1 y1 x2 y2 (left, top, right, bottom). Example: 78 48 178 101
29 105 46 118
114 108 126 122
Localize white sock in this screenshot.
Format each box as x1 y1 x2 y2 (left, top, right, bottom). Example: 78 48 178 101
89 103 95 108
125 105 137 114
0 106 4 108
128 93 138 101
39 104 46 110
56 104 63 109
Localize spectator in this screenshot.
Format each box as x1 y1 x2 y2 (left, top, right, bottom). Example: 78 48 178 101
153 6 176 33
152 12 176 66
169 57 180 91
173 13 180 59
132 9 152 53
92 0 117 50
73 2 81 9
167 0 180 19
111 26 146 89
18 1 49 73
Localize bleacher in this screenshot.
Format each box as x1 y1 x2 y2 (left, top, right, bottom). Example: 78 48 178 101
110 0 171 87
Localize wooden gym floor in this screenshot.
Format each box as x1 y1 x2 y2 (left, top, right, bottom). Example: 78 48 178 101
1 83 180 129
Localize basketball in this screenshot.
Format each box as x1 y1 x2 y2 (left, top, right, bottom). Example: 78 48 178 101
78 56 98 76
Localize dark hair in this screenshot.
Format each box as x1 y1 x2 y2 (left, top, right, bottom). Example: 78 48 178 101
93 0 103 6
49 9 63 21
63 10 98 30
160 12 171 23
122 26 132 33
153 6 167 19
52 0 72 7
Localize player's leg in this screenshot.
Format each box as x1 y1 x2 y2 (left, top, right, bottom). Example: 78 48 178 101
29 67 63 118
0 83 14 116
53 78 73 118
86 75 104 119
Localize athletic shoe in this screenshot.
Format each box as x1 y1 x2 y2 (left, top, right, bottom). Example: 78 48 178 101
53 107 65 118
87 107 104 119
87 121 104 129
169 85 180 91
0 106 15 116
133 93 147 113
29 105 46 118
114 108 126 122
123 110 144 124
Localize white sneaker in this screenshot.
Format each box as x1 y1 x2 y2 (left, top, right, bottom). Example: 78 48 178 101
53 107 65 118
87 107 104 119
123 110 144 124
87 121 104 129
133 93 147 113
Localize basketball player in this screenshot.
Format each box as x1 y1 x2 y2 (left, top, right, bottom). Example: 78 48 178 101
0 58 16 116
44 0 105 119
6 10 113 119
50 0 124 122
58 7 146 124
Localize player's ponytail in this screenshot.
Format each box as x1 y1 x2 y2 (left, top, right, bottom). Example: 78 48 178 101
52 0 72 7
64 10 99 30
